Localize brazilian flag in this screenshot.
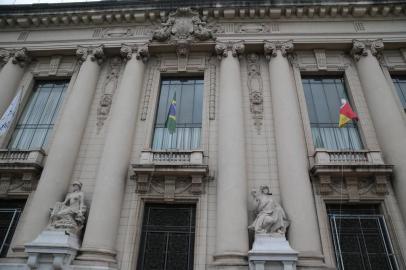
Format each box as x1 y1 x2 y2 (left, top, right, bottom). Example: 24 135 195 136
165 93 176 134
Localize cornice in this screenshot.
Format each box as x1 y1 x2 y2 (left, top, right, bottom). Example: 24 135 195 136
0 3 405 29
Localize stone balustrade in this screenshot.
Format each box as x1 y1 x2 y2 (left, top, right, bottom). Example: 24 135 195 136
313 149 384 165
139 150 204 165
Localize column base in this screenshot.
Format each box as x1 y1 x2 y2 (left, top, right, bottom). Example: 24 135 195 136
75 247 117 263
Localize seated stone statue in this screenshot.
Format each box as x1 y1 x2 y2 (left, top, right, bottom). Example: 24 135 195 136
47 181 87 234
248 185 289 235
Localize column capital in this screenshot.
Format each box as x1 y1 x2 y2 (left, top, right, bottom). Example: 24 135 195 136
215 41 245 60
120 43 150 63
76 45 106 65
350 39 384 61
264 40 294 60
0 48 31 67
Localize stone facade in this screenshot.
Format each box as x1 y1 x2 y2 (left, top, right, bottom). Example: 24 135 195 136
0 0 405 269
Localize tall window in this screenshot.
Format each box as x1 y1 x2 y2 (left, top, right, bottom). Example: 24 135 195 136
328 205 398 270
0 200 26 258
392 76 406 111
152 78 203 150
8 81 68 150
137 204 196 270
302 77 362 150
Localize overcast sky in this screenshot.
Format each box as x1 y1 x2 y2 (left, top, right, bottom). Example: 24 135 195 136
0 0 100 4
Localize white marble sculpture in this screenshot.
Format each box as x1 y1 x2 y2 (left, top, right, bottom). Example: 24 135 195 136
249 185 289 235
47 181 86 234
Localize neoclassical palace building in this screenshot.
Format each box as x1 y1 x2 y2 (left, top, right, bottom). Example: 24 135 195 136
0 0 406 269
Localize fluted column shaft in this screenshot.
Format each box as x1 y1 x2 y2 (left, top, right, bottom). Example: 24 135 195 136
352 39 406 223
214 41 249 266
15 46 104 249
265 41 322 262
78 45 148 262
0 48 29 116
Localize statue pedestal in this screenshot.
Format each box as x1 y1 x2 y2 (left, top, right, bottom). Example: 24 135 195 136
248 234 298 270
25 230 80 270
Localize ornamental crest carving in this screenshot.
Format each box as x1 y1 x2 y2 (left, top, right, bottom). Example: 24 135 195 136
152 7 216 43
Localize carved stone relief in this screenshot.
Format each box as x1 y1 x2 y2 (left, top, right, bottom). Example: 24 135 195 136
134 174 204 201
0 173 38 197
140 58 159 121
317 175 389 202
0 48 31 68
314 49 327 70
151 7 216 71
247 53 263 134
96 57 121 132
235 23 270 34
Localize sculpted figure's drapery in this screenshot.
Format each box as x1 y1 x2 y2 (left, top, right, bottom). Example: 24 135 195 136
47 181 87 234
249 185 290 235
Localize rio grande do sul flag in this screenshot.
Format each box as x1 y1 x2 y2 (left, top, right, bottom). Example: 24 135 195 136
339 99 358 128
0 90 21 136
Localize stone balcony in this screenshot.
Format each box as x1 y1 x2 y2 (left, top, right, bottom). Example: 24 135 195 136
310 149 393 201
131 150 208 201
0 149 46 197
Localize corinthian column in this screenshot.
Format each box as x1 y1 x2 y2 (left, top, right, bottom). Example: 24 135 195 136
352 39 406 223
77 44 149 263
14 45 105 251
264 41 323 266
214 41 249 267
0 48 30 116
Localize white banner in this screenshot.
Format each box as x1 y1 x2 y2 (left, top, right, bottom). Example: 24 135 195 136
0 90 21 136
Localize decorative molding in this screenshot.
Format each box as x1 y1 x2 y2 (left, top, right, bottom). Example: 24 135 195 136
353 21 365 32
32 55 76 77
208 57 217 120
264 40 294 60
247 53 263 134
1 4 405 28
350 39 384 61
215 41 245 60
0 49 11 66
17 31 29 41
48 56 61 76
314 49 327 70
76 45 105 65
316 175 389 201
140 58 159 121
235 23 270 34
96 57 121 133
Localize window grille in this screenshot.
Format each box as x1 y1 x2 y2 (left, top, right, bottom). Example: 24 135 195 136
137 204 196 270
8 81 68 150
152 78 203 150
302 77 363 150
0 207 23 257
392 76 406 111
328 206 398 270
